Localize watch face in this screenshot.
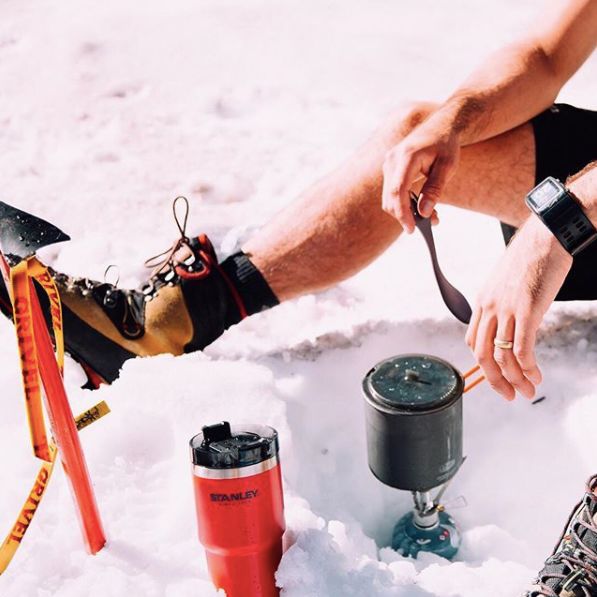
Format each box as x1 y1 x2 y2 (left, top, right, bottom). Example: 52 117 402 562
527 178 563 210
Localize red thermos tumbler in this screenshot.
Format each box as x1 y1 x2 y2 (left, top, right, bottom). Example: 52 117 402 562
190 421 285 597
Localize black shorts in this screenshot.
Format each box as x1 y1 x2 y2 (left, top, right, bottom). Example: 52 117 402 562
500 103 597 301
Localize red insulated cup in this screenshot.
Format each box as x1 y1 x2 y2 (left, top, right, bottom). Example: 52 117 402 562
190 421 285 597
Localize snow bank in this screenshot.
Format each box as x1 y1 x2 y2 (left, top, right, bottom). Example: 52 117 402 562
0 0 596 595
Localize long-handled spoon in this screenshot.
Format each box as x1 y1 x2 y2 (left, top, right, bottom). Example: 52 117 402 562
410 193 472 324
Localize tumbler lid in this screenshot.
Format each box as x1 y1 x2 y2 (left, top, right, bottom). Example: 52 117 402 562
190 421 279 469
363 354 463 412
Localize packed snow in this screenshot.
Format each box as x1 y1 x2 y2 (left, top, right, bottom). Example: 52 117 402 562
0 0 596 595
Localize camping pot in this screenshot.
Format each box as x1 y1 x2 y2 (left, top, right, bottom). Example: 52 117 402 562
362 354 464 492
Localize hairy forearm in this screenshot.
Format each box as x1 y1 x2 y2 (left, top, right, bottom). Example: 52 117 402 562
430 41 561 145
428 0 597 146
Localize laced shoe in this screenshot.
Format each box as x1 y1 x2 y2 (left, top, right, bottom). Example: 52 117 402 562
526 475 597 596
0 198 247 388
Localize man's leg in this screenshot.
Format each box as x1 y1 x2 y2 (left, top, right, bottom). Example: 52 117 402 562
0 101 537 387
244 102 535 301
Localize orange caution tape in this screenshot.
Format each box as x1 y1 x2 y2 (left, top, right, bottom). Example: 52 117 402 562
0 401 110 574
0 255 110 574
28 259 65 374
6 259 68 462
27 264 107 554
9 261 50 462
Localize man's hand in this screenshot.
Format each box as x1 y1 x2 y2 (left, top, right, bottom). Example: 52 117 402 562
466 217 573 401
382 116 460 233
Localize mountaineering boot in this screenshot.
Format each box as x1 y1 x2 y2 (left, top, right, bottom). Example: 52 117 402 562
0 198 278 388
525 475 597 596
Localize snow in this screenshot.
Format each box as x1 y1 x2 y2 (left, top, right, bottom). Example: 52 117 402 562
0 0 596 595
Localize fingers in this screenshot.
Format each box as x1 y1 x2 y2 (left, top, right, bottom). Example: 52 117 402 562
467 302 543 401
473 312 516 401
418 156 454 218
382 143 456 231
513 324 542 386
465 304 482 353
464 215 557 402
382 152 419 233
493 316 535 399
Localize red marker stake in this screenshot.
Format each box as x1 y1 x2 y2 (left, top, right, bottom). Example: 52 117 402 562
28 277 106 555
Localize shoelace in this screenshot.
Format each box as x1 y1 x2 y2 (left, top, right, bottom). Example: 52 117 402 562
531 491 597 596
50 196 196 309
143 196 193 278
141 196 199 300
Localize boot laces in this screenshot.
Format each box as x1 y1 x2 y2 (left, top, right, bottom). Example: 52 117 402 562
141 196 201 300
53 196 198 307
529 477 597 597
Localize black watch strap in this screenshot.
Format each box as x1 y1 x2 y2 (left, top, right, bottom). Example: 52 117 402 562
525 177 597 256
549 192 596 256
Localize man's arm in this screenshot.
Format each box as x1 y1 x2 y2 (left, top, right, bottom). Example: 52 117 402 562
440 0 597 144
382 0 597 232
465 162 597 401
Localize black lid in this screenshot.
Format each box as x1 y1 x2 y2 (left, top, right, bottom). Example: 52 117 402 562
190 421 279 469
363 354 463 412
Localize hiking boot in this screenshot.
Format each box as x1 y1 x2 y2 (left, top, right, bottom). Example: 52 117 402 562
526 475 597 596
0 198 276 388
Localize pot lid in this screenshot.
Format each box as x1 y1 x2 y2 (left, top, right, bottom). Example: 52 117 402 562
363 354 463 412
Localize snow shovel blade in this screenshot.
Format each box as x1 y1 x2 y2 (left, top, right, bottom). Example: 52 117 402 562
0 202 70 263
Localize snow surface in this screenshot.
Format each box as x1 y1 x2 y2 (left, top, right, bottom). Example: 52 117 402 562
0 0 596 595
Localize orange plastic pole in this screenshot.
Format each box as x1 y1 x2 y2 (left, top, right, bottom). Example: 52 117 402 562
28 277 106 554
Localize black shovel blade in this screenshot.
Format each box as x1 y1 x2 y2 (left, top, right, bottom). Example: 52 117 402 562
0 202 70 263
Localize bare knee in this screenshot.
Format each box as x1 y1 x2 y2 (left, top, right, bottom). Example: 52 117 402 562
377 101 439 147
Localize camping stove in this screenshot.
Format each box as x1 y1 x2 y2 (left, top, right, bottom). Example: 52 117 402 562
391 486 461 560
362 354 465 560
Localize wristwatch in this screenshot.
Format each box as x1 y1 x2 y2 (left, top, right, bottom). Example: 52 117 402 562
525 176 597 256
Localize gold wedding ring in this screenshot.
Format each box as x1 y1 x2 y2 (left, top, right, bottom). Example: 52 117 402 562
494 339 514 350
